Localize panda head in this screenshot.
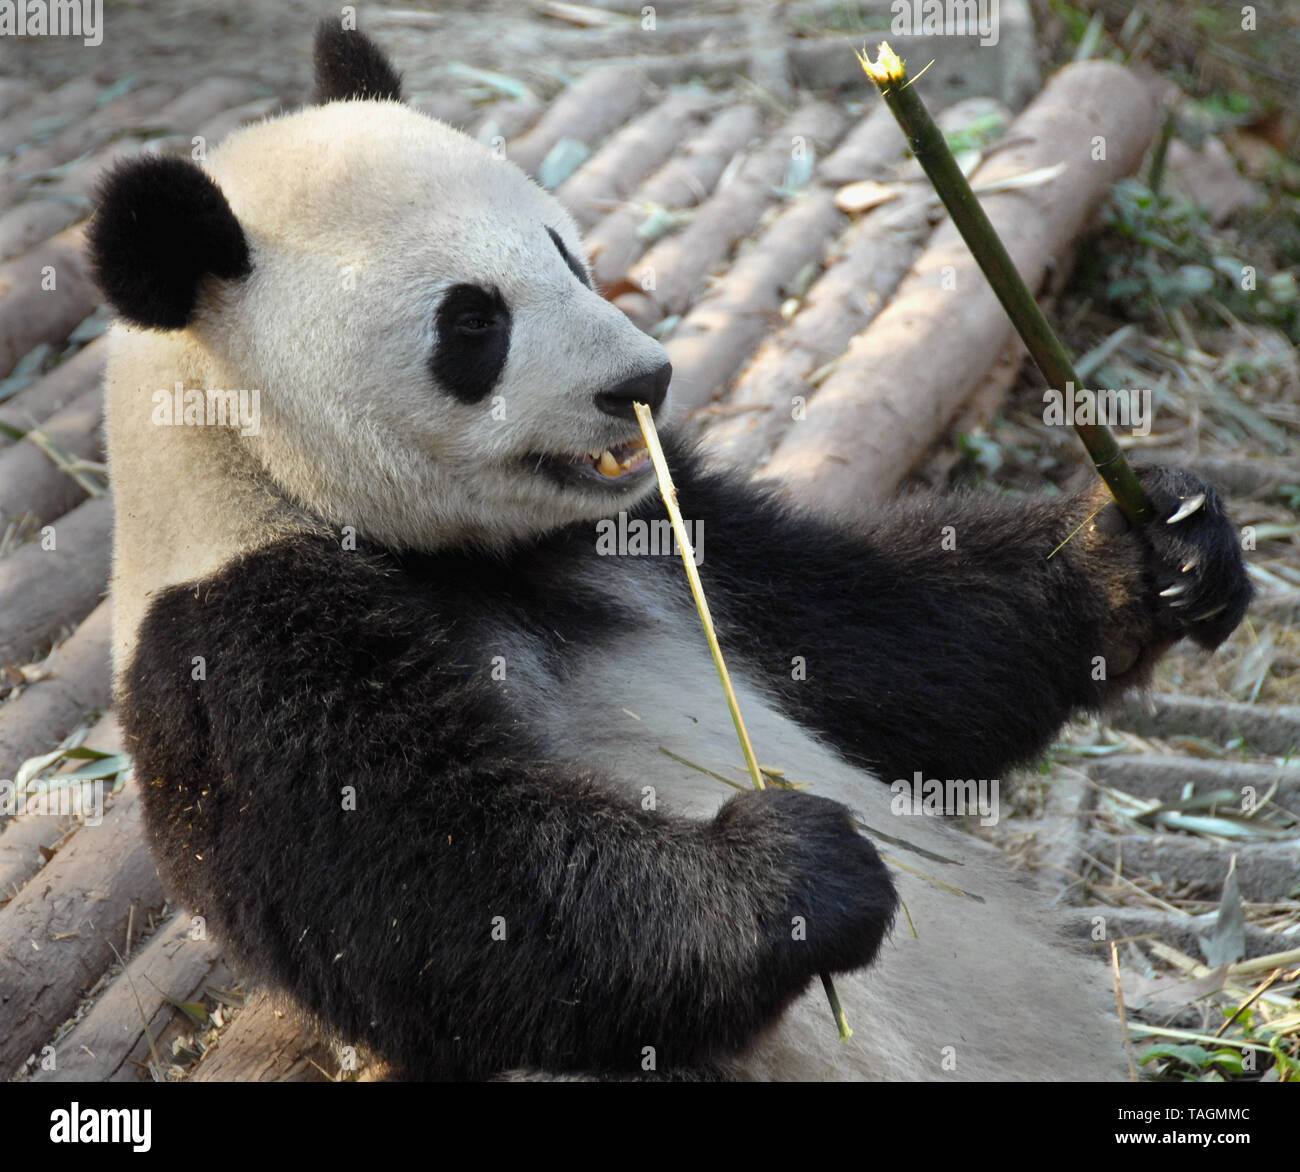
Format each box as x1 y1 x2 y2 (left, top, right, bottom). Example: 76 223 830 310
89 22 672 551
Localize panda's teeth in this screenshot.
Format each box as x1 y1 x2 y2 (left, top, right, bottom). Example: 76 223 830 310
598 450 622 477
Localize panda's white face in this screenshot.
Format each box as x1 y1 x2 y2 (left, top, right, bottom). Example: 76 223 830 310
193 101 671 551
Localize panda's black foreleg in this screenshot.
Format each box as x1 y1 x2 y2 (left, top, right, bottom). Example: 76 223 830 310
120 532 903 1078
359 782 898 1079
664 451 1251 784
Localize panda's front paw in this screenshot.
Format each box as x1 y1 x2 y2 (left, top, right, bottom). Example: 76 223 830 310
714 788 897 978
1125 466 1253 650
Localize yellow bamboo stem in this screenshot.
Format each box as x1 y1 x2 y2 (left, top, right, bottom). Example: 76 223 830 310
633 402 852 1042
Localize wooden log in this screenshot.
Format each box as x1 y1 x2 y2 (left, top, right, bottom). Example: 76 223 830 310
0 97 282 263
0 811 70 908
1062 905 1284 964
0 225 99 381
757 61 1158 510
0 338 106 450
674 102 923 438
666 191 848 417
1082 833 1300 904
907 331 1031 491
1180 455 1300 499
189 992 335 1083
697 194 929 468
0 696 119 904
148 78 258 137
0 495 111 668
0 385 103 528
584 103 763 290
409 92 478 131
555 89 714 230
614 102 848 328
5 83 177 184
0 79 99 160
0 79 30 121
0 196 95 268
106 952 239 1083
743 0 793 104
816 100 909 187
474 95 545 147
1108 694 1300 759
506 65 655 178
30 909 228 1082
0 756 166 1079
1084 754 1300 810
0 601 112 789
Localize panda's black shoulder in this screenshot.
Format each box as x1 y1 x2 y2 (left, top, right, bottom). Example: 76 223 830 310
120 524 627 731
129 531 420 683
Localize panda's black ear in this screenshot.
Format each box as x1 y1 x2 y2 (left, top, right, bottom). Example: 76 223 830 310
88 155 252 331
313 20 403 104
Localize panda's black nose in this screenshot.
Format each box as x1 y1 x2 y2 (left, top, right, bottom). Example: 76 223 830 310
594 362 672 420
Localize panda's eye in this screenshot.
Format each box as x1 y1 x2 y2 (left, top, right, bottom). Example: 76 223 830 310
431 283 512 404
457 313 494 335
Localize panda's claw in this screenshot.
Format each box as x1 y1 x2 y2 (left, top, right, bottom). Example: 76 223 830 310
1158 583 1187 598
1166 493 1206 525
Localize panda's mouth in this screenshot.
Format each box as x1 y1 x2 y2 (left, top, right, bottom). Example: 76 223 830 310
535 437 653 490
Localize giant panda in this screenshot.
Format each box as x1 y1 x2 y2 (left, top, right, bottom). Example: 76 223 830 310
88 21 1251 1081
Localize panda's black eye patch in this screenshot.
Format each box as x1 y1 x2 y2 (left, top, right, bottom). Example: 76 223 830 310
431 283 511 404
547 226 590 288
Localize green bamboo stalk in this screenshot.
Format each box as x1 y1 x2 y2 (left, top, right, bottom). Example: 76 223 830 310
633 401 852 1043
859 42 1154 527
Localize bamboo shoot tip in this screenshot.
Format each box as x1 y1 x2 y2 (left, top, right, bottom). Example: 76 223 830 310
858 41 906 84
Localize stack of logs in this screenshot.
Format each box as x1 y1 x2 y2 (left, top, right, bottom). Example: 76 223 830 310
6 51 1282 1084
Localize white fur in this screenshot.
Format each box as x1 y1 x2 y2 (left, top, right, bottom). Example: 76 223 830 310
107 99 666 673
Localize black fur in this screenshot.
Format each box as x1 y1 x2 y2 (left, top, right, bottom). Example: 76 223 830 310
119 443 1250 1080
547 226 591 288
122 505 895 1079
673 457 1252 783
595 362 672 420
430 283 512 404
88 156 250 331
313 21 403 104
